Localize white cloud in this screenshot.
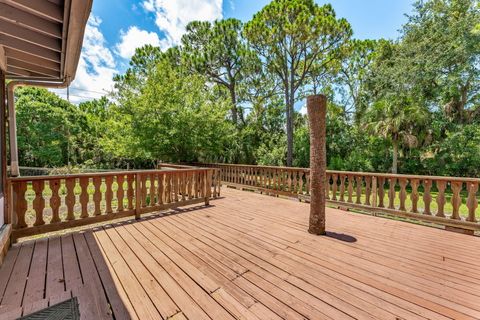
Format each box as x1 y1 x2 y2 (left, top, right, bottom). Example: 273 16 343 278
52 15 118 103
141 0 223 48
116 26 165 59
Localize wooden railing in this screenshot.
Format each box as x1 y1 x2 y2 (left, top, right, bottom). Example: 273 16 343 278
199 163 480 232
8 168 221 240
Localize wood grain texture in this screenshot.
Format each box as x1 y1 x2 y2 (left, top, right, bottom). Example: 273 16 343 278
2 187 479 320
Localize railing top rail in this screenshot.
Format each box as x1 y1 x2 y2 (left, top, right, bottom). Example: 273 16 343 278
326 170 480 183
159 163 197 169
202 163 310 172
7 167 217 182
204 163 480 183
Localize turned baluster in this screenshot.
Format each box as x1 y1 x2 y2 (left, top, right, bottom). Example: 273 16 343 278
189 172 195 200
105 175 114 214
364 176 372 206
200 171 206 198
398 178 407 211
298 172 304 195
339 174 346 202
127 174 134 210
422 179 432 215
410 178 419 213
181 172 187 201
324 173 330 200
49 179 61 223
292 172 298 193
12 181 28 228
141 174 148 207
147 174 155 206
287 170 293 192
92 177 102 215
116 175 125 212
436 180 446 218
331 174 338 201
32 180 45 226
347 175 353 203
466 181 478 222
158 173 165 203
65 178 76 221
450 181 462 220
377 177 385 208
271 169 276 190
355 176 362 204
388 177 397 209
79 177 89 219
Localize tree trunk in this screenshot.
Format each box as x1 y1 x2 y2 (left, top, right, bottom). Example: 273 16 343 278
229 86 238 125
286 96 294 167
392 139 398 174
307 94 327 235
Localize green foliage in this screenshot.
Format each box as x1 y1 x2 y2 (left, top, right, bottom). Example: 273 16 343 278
16 88 82 167
244 0 352 166
110 58 235 163
12 0 480 178
181 18 257 125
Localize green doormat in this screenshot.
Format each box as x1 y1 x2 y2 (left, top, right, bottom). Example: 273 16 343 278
18 297 79 320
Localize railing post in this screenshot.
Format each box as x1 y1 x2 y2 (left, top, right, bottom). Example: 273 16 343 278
372 176 378 209
205 170 212 206
135 173 141 219
7 180 14 226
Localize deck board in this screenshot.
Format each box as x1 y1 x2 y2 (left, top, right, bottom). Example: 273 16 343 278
0 187 479 319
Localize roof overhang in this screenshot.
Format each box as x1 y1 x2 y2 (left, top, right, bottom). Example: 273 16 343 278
0 0 93 84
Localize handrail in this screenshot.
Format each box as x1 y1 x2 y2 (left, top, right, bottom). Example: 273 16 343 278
198 163 480 232
8 167 212 182
8 168 221 240
198 162 480 183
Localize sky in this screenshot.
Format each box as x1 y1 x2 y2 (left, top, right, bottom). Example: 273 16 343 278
55 0 415 103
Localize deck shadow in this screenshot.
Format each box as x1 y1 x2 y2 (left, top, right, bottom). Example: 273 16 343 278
325 231 357 243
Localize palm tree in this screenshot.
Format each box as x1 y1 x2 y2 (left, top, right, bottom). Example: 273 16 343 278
364 98 429 173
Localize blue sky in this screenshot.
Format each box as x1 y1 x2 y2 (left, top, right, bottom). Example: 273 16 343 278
58 0 414 103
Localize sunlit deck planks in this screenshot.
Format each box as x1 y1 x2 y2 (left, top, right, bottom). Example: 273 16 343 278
0 187 479 319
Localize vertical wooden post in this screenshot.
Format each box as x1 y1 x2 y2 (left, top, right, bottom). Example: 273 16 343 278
0 71 8 225
307 94 327 235
371 176 378 208
205 170 212 205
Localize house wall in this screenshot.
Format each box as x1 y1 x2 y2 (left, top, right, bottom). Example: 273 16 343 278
0 70 5 227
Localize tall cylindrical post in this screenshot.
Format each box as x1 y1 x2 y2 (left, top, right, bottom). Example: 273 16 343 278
307 94 327 235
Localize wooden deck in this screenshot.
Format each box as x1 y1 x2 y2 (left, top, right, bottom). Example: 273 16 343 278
0 187 479 319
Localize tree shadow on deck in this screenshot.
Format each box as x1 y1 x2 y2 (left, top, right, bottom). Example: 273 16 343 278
325 231 357 243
